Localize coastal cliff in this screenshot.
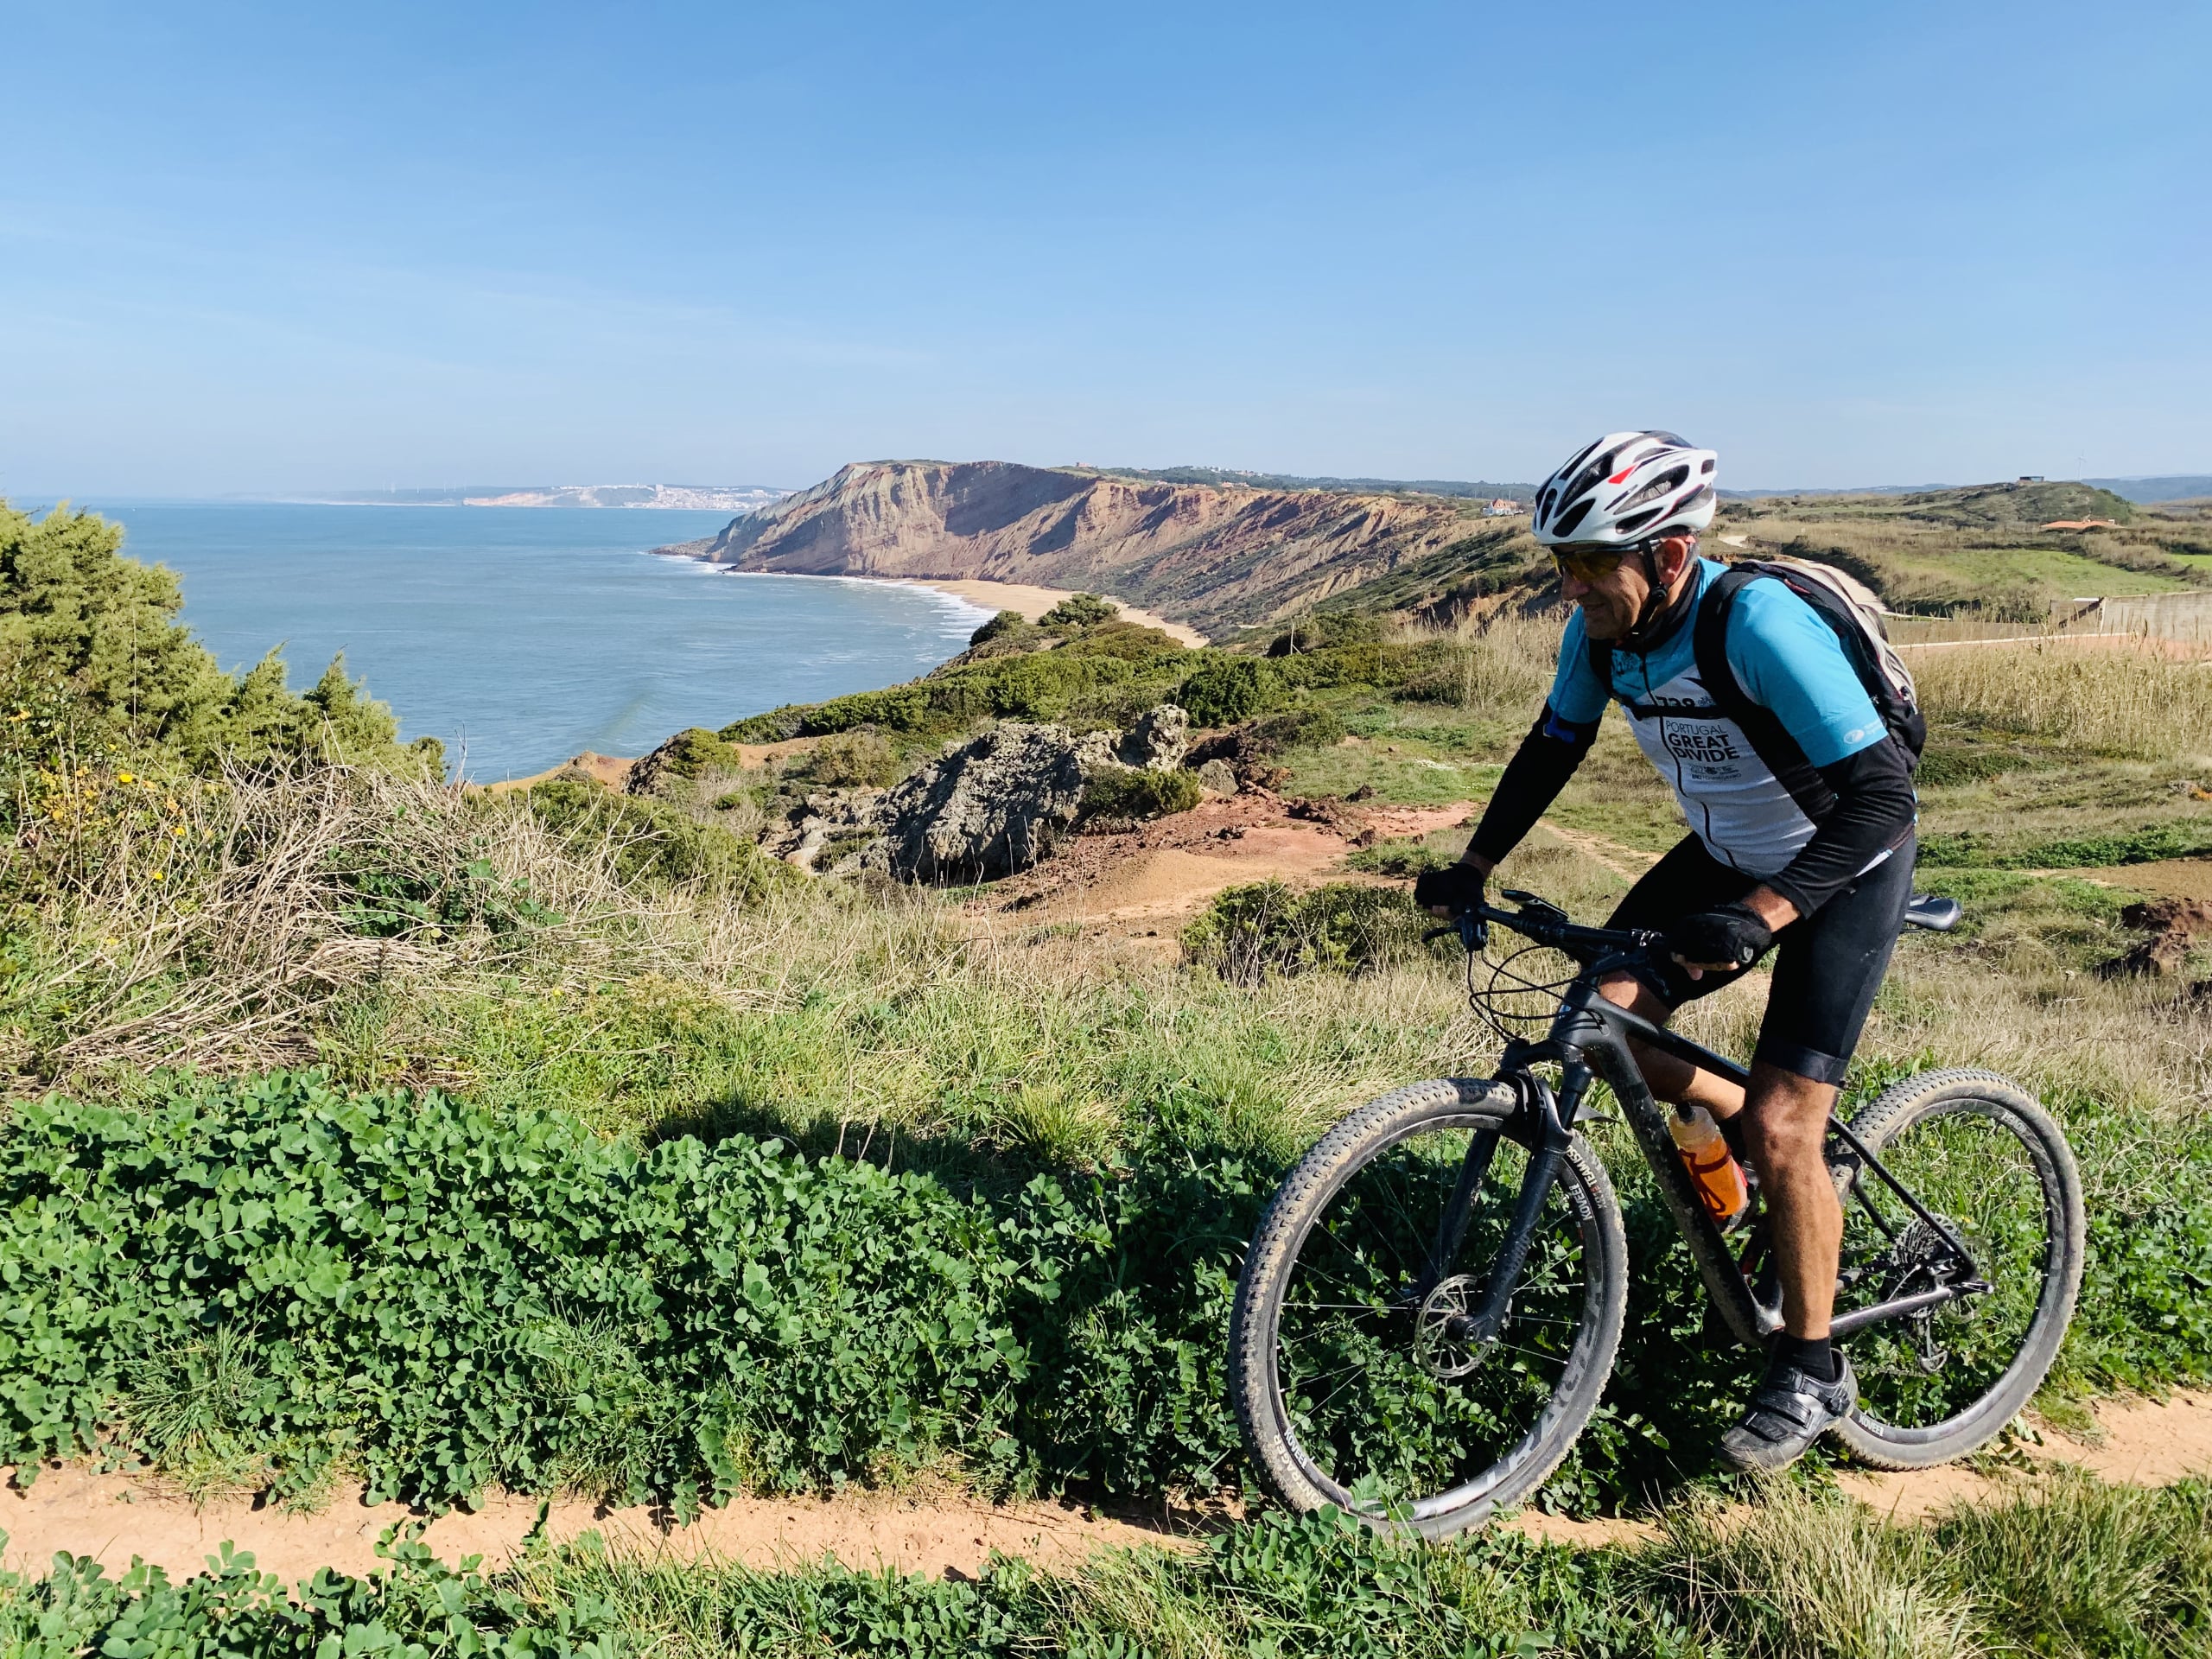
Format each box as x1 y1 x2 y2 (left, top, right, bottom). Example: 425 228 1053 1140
651 461 1529 633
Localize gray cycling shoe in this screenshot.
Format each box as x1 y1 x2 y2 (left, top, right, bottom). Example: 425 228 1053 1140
1718 1353 1858 1472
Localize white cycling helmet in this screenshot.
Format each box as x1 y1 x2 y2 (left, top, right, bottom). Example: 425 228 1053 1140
1532 430 1719 547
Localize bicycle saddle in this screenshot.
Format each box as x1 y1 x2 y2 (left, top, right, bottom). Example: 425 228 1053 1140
1903 893 1962 932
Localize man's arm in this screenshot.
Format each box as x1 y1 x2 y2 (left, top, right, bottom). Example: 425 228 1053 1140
1429 613 1608 905
1459 704 1602 874
1421 705 1599 913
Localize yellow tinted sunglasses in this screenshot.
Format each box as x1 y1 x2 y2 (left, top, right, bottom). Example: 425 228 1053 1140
1549 543 1638 583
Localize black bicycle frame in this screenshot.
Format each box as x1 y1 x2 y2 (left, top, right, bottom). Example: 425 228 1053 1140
1430 901 1983 1353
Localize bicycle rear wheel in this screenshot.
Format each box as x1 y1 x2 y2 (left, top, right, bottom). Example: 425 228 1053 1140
1229 1079 1627 1539
1830 1068 2084 1469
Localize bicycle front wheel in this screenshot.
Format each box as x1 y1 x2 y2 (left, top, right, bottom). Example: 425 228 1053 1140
1831 1068 2085 1470
1229 1079 1628 1539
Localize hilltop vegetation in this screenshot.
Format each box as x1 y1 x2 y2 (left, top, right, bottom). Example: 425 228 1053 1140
1716 480 2212 620
657 460 2212 639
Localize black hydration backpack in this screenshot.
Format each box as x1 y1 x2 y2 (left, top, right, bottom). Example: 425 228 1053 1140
1689 558 1927 769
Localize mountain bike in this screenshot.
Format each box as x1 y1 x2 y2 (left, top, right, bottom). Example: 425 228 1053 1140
1227 889 2084 1538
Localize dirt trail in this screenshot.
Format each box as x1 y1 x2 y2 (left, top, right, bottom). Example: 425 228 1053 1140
990 794 1478 936
2063 855 2212 901
0 1468 1180 1584
9 1391 2206 1580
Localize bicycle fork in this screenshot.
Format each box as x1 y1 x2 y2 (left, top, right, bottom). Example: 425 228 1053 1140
1416 1065 1586 1348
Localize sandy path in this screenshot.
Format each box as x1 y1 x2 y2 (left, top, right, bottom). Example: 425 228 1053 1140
0 1469 1179 1584
1838 1388 2212 1523
1000 797 1477 934
2064 855 2212 901
10 1389 2206 1581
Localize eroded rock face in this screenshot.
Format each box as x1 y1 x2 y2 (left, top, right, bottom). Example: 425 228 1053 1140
2101 897 2212 978
859 723 1085 884
764 789 886 874
1119 705 1190 771
646 458 1478 637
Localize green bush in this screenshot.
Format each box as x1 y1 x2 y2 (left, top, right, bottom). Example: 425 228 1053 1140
0 1535 613 1659
524 777 783 895
1247 705 1346 752
1078 766 1203 823
1177 657 1285 726
650 727 741 780
1266 609 1384 656
796 728 902 789
969 607 1031 647
0 1076 1041 1507
0 500 439 777
1039 592 1117 632
1181 880 1443 983
1343 836 1450 878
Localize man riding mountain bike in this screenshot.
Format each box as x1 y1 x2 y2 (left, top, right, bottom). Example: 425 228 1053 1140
1414 430 1920 1472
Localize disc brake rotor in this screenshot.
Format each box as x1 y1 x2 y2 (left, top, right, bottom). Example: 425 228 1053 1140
1413 1274 1498 1380
1882 1215 1976 1374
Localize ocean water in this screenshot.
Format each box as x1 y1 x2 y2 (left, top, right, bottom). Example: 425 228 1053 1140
70 503 988 780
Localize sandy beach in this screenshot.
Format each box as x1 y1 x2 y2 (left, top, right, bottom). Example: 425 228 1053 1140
890 577 1209 647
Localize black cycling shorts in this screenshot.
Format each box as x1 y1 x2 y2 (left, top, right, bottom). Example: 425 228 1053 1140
1607 832 1916 1087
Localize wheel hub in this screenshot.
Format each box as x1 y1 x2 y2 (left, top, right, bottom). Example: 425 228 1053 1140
1414 1274 1499 1379
1882 1215 1977 1374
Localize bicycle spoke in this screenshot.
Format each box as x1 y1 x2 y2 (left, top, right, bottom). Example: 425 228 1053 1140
1270 1120 1598 1510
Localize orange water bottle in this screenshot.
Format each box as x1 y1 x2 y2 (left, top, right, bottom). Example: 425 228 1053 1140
1669 1105 1751 1226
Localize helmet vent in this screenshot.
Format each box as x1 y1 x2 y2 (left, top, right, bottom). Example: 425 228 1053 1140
1618 464 1689 512
1550 498 1595 539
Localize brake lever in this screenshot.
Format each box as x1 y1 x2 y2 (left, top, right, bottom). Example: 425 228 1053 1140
1421 914 1490 950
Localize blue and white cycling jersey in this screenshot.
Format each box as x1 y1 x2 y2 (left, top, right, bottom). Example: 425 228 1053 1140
1548 559 1891 877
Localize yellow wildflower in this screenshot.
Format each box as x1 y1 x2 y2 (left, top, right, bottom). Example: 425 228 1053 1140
149 870 165 881
118 772 134 784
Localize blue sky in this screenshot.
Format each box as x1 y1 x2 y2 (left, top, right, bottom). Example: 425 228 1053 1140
3 0 2205 496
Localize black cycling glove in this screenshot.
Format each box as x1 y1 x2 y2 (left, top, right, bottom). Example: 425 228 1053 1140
1414 861 1486 915
1664 902 1774 971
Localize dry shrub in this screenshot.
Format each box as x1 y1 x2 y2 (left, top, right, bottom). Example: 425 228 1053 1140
1868 944 2210 1126
1913 639 2212 765
1394 610 1560 719
0 760 782 1084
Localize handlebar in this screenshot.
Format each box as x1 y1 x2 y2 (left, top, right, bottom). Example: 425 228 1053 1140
1422 889 1665 968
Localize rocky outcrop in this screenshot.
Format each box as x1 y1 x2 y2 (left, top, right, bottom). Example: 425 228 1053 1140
858 723 1088 885
764 789 886 874
2099 898 2212 978
1117 705 1190 772
652 461 1497 634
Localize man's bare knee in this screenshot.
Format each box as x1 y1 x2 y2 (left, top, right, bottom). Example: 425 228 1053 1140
1598 971 1668 1020
1744 1064 1838 1171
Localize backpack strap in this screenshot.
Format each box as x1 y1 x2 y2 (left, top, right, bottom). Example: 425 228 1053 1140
1691 568 1839 823
1585 626 1612 690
